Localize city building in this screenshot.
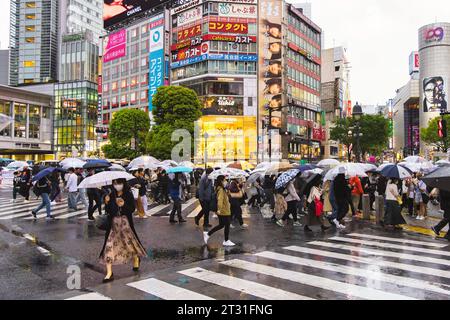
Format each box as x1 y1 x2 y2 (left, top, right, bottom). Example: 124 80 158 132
321 46 351 159
0 50 10 85
9 0 59 86
0 84 54 160
419 22 450 157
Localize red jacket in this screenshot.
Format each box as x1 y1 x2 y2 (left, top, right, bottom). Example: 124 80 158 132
350 176 364 195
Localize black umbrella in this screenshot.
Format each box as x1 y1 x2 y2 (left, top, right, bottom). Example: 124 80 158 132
83 159 112 170
421 166 450 192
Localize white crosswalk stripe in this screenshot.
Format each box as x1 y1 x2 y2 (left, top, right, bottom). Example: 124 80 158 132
66 293 111 300
64 234 450 300
347 233 449 248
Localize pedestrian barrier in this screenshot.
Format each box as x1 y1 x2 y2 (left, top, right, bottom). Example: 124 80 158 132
375 195 384 225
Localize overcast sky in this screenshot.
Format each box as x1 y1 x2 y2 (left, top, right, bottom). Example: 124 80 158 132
0 0 449 105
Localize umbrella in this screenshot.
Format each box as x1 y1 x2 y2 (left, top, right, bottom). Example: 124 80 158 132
7 161 29 170
78 171 135 189
246 171 265 185
324 163 368 181
357 163 378 172
399 162 437 174
128 156 160 169
275 169 301 190
377 163 394 172
227 161 255 171
255 162 273 170
404 156 427 164
208 168 249 180
108 163 126 172
265 162 295 175
167 166 193 174
83 159 112 170
301 168 324 178
292 164 317 172
32 167 64 182
160 160 178 167
380 164 412 180
317 159 340 168
60 157 81 165
62 158 86 170
436 159 450 166
178 161 195 169
421 166 450 192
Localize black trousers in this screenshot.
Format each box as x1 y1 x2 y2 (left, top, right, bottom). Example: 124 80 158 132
282 200 298 222
407 197 414 215
208 216 230 241
50 185 61 202
263 189 275 210
170 198 182 221
434 217 450 238
88 193 102 218
196 200 210 226
230 198 243 226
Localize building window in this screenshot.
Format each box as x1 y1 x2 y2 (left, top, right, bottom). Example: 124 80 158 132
29 105 41 139
14 103 27 138
0 101 11 137
23 61 35 67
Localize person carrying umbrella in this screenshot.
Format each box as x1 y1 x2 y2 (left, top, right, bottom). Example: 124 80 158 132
229 178 248 230
86 169 103 221
333 168 350 224
20 166 32 203
262 174 277 221
66 168 79 212
168 173 186 224
31 175 54 220
304 175 330 233
384 178 406 230
195 167 214 229
276 170 302 228
431 188 450 242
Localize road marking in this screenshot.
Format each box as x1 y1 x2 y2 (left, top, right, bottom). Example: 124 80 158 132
255 251 450 297
347 233 448 248
0 201 68 217
22 207 85 220
309 241 450 267
147 204 171 216
178 267 313 300
222 259 416 300
127 278 214 300
329 236 450 257
55 210 89 220
66 292 112 300
37 246 52 256
285 246 450 279
187 206 202 218
2 206 74 220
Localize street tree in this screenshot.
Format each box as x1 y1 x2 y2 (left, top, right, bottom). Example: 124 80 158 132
330 117 354 162
421 115 450 153
102 108 150 159
147 86 202 160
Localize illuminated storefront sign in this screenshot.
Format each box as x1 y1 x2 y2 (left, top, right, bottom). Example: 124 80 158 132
177 6 203 27
171 0 203 15
177 24 202 41
202 34 256 43
103 29 126 63
171 54 257 68
149 14 165 112
218 3 257 18
172 43 209 62
209 22 249 34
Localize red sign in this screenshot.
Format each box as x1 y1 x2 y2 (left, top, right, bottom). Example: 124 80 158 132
177 24 202 41
313 128 322 140
172 43 209 62
202 34 256 43
209 22 248 34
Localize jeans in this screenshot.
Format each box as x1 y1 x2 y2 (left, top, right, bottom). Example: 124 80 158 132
13 188 19 200
208 216 231 242
282 201 298 222
196 200 211 226
170 198 182 221
33 193 51 217
68 192 78 210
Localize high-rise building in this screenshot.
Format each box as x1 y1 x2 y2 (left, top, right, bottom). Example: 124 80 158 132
9 0 59 86
0 50 10 85
321 46 351 159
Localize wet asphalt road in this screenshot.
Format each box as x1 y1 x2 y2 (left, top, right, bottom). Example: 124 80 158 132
0 185 450 300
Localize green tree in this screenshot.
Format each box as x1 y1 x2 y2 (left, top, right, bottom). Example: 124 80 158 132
330 117 353 162
147 86 202 160
102 108 150 159
421 115 450 152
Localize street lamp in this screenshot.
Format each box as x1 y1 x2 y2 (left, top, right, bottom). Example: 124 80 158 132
352 102 364 162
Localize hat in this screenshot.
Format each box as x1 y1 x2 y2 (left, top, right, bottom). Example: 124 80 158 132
338 167 346 174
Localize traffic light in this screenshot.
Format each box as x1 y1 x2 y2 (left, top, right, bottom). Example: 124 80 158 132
438 119 447 138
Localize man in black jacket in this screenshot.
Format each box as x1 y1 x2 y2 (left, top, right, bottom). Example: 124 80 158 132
195 168 214 228
432 189 450 241
31 177 54 220
86 169 102 221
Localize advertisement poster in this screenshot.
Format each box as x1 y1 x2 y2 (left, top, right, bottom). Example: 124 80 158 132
103 0 161 28
218 3 257 18
149 15 165 112
258 0 283 160
209 22 249 34
177 6 203 27
423 76 448 112
103 29 127 63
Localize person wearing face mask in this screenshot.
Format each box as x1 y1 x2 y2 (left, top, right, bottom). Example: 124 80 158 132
100 179 147 283
203 175 235 247
168 173 186 224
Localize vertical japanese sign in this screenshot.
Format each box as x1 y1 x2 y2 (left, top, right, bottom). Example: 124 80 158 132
103 29 127 63
149 14 165 112
258 0 283 161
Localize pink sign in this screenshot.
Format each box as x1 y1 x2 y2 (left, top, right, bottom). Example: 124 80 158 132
103 29 127 63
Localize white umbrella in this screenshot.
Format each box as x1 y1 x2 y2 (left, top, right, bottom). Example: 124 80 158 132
317 159 340 168
436 159 450 166
160 160 178 167
357 163 378 172
178 161 195 169
128 156 160 169
404 156 427 164
399 161 437 174
255 162 274 170
324 163 368 181
61 159 86 170
109 163 126 172
60 158 80 165
7 161 29 170
208 168 249 180
78 171 135 189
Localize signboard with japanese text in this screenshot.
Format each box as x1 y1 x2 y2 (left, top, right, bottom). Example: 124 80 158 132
149 15 165 112
103 29 127 63
177 24 202 41
170 53 257 68
218 3 257 18
209 0 258 3
171 0 203 15
177 6 203 27
172 43 209 62
209 22 249 34
202 34 256 43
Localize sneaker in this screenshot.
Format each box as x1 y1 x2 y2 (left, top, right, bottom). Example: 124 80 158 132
24 200 30 203
31 211 37 219
230 224 236 229
431 226 440 236
293 221 302 227
276 220 285 227
223 240 236 247
241 224 249 229
46 216 55 220
203 232 210 245
304 225 313 232
51 201 57 206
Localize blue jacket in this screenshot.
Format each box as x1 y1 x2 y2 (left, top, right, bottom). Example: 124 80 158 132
169 178 181 200
198 175 214 202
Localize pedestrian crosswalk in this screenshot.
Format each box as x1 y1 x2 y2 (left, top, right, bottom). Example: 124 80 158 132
65 233 450 300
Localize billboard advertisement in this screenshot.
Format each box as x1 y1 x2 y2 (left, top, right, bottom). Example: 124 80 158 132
103 29 127 63
409 51 419 75
149 14 165 112
177 6 203 27
209 22 249 34
258 0 284 160
218 3 257 18
423 76 448 113
103 0 163 28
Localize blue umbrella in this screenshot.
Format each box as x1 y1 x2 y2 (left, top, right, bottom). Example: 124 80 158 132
275 169 301 190
167 166 193 174
32 167 64 182
292 164 317 172
380 164 412 180
83 159 112 170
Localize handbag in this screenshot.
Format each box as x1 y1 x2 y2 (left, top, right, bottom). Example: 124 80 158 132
131 187 139 200
396 196 403 206
314 198 323 217
95 214 109 231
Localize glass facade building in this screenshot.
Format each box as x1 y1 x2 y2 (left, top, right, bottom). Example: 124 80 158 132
54 81 98 156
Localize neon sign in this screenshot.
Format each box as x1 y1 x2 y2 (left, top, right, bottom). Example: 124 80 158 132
425 27 444 42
